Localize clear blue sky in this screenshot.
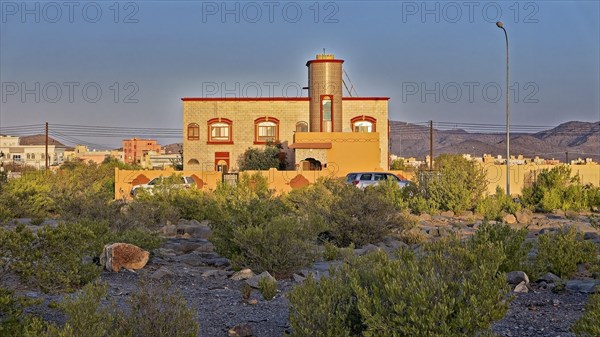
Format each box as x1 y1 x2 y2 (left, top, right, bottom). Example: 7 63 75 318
1 1 599 147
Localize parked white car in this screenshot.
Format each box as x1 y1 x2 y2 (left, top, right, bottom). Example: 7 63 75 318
345 172 410 189
130 176 195 197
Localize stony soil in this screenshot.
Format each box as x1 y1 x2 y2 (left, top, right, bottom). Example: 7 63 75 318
5 212 600 337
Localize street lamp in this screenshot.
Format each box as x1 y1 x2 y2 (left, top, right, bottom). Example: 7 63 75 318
496 21 510 197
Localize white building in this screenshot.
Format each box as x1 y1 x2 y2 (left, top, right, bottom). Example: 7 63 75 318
0 135 68 168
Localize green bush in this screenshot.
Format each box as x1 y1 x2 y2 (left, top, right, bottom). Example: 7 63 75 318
471 222 531 272
0 287 37 337
534 226 597 278
288 270 360 337
572 292 600 337
0 223 102 293
230 216 316 278
21 281 198 337
258 277 277 301
476 186 521 221
325 185 403 247
288 238 510 337
113 280 198 337
522 165 599 212
412 154 487 214
369 178 409 212
237 142 286 170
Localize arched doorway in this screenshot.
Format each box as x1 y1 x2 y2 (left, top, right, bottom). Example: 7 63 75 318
302 158 322 171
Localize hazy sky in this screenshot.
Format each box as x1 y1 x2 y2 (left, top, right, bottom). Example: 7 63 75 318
1 0 599 148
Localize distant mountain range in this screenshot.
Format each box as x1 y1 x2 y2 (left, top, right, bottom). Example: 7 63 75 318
390 121 600 162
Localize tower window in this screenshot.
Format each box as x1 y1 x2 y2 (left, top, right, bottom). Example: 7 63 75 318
321 96 333 132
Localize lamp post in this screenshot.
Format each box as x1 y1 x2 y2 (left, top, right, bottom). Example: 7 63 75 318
496 21 510 197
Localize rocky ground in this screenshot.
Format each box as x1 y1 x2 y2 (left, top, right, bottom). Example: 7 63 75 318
6 212 600 337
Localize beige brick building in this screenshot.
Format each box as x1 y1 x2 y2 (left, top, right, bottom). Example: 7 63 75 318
182 54 390 172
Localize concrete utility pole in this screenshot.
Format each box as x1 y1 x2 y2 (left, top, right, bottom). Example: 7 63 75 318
496 21 510 197
429 120 433 170
45 122 49 170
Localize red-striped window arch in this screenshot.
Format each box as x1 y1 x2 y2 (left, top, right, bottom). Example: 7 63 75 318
207 118 233 144
351 115 377 132
254 117 280 144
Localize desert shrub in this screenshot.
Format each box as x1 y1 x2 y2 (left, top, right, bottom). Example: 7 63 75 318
476 186 522 220
288 270 360 337
534 226 597 278
0 287 37 337
325 185 403 247
572 292 600 337
168 188 218 222
210 196 289 261
21 281 198 337
283 179 337 235
258 277 277 301
230 215 316 278
113 280 198 337
414 154 487 213
369 178 409 211
407 194 439 215
0 223 102 293
397 228 427 245
1 171 55 219
471 222 531 272
289 238 509 337
116 196 180 231
522 165 598 212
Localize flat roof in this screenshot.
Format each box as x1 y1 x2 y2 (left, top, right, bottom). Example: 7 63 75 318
289 142 332 149
181 97 389 101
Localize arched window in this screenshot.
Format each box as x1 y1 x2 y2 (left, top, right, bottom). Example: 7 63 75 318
351 116 377 132
187 159 200 165
187 123 200 140
254 117 280 144
296 121 308 132
207 118 233 144
321 95 333 132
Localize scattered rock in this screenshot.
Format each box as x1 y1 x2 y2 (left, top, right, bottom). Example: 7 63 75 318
150 266 175 280
362 244 379 253
292 274 305 283
515 210 532 224
514 281 529 293
566 280 600 293
440 210 454 218
201 269 230 278
161 224 177 236
231 269 255 281
538 272 561 283
100 243 149 272
502 214 517 224
583 232 599 241
507 271 529 285
228 323 253 337
246 271 276 289
419 213 432 221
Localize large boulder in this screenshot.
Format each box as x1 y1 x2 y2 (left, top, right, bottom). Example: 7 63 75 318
100 243 149 272
502 214 517 224
506 271 529 285
515 210 532 224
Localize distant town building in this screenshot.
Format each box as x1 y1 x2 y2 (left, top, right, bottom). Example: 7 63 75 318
64 145 123 164
122 138 161 165
0 135 67 168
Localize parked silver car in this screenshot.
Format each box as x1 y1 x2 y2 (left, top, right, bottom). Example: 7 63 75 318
130 176 195 197
345 172 410 189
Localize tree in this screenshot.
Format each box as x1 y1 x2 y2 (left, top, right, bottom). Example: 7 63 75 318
238 143 286 170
